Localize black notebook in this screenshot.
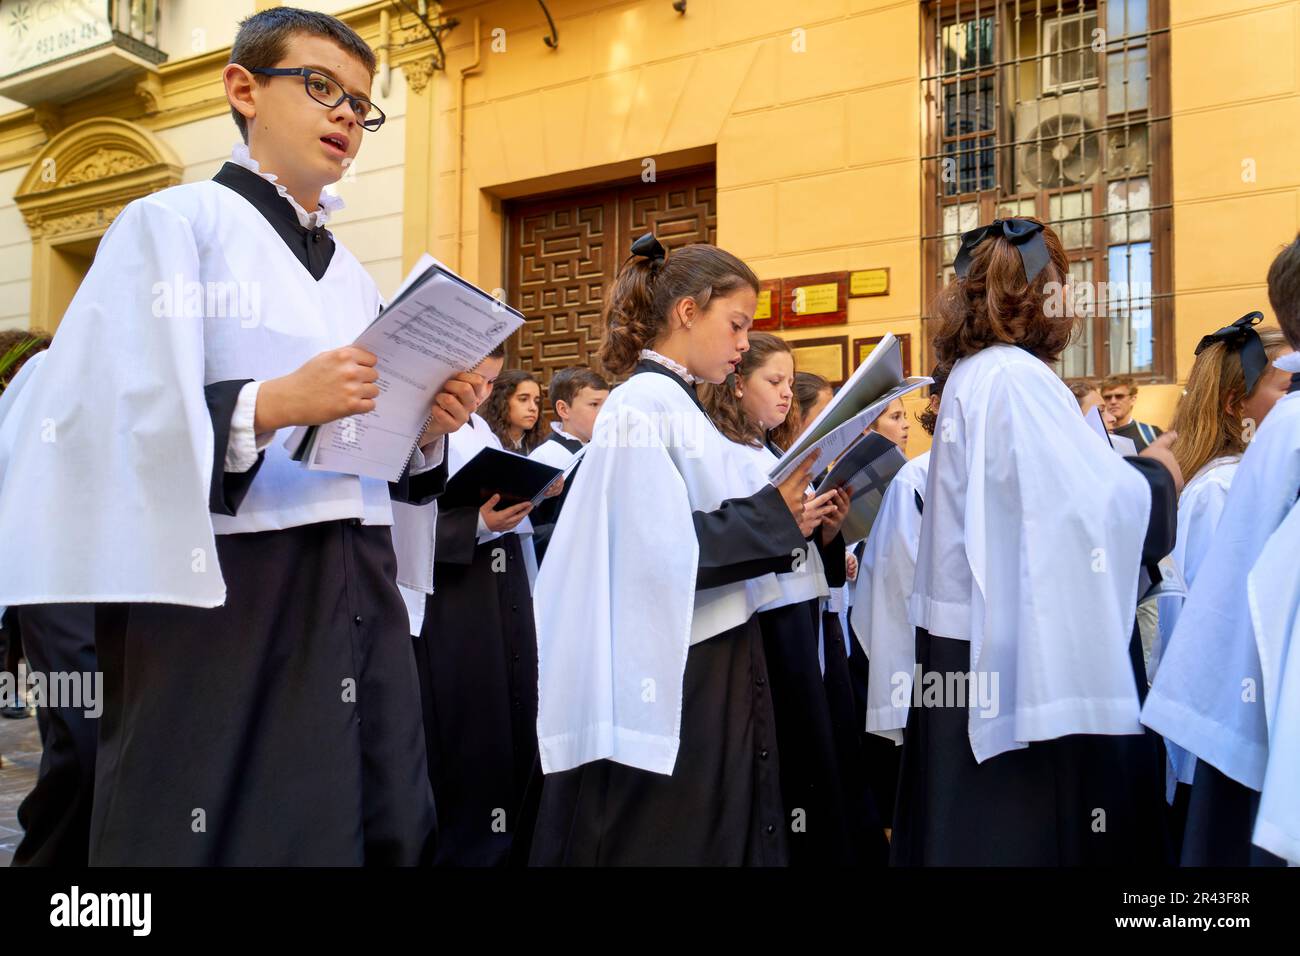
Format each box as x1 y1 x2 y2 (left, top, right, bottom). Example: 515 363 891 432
814 431 908 545
440 447 563 511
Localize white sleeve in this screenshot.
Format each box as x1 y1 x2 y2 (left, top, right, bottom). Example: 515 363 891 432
409 434 446 475
224 382 275 474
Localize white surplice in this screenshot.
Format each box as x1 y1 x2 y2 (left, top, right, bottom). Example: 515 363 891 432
533 372 782 776
394 412 537 634
1152 456 1239 800
0 182 405 608
1246 493 1300 864
1142 393 1300 795
851 450 930 744
909 344 1151 762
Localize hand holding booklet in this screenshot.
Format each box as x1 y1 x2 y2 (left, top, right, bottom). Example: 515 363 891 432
768 332 930 485
765 333 929 544
286 255 524 482
439 445 586 512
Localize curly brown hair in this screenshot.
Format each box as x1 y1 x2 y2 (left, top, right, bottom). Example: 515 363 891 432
480 368 545 454
598 242 760 376
698 332 792 448
931 217 1075 366
916 361 953 436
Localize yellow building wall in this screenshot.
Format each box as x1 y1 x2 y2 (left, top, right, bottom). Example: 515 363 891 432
1147 0 1300 430
2 0 1298 453
421 0 927 448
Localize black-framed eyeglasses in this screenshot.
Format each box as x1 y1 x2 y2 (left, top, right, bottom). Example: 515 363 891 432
249 67 386 131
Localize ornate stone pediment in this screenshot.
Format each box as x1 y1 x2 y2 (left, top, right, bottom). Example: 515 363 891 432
16 117 182 240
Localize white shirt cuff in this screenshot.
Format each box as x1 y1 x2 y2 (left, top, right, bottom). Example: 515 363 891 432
475 511 501 545
410 434 446 475
225 382 275 473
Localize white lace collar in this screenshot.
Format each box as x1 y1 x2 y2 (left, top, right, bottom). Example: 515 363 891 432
638 348 696 384
229 143 345 230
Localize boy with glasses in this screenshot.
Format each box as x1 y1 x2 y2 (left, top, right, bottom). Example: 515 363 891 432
0 7 479 864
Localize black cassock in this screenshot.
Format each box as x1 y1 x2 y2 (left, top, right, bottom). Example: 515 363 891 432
755 485 887 866
528 361 807 866
528 432 583 566
1179 761 1285 866
819 608 883 857
88 164 445 866
413 466 538 866
891 456 1177 865
10 603 97 866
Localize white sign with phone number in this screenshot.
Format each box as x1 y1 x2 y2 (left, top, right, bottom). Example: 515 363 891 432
0 0 112 79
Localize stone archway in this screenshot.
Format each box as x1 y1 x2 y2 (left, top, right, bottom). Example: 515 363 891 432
15 117 182 329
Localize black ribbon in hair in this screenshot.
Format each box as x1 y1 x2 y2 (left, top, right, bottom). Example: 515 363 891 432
630 232 667 263
1195 311 1269 395
953 218 1051 284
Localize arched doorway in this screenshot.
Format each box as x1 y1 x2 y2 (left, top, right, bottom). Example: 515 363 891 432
15 117 182 330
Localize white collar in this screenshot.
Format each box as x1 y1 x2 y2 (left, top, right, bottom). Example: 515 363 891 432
639 348 696 384
229 143 345 230
550 422 584 443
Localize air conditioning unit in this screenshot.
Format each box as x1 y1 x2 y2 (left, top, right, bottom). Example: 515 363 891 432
1015 90 1104 192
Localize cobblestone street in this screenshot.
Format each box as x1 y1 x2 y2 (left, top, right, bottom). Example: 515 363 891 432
0 713 40 867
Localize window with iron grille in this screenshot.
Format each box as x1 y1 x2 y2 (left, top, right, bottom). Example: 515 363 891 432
921 0 1172 381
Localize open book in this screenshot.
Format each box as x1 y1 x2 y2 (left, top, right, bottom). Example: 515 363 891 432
439 446 579 512
814 431 909 545
769 332 931 484
286 255 524 482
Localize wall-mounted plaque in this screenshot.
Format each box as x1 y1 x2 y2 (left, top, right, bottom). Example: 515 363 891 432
781 272 847 329
790 335 849 387
752 278 782 331
849 268 890 297
853 333 913 378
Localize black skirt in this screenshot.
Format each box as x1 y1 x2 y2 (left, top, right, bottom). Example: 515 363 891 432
1179 759 1285 867
844 611 903 835
90 520 436 866
821 610 889 864
528 617 787 866
415 532 538 866
891 627 1167 866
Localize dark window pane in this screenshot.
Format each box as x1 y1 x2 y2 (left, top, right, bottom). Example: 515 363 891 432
943 75 996 136
943 136 997 195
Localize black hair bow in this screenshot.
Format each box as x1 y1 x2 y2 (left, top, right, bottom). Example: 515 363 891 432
1195 311 1269 395
630 232 667 262
953 218 1051 284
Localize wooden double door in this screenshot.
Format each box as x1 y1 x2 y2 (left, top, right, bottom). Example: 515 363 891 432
504 168 717 398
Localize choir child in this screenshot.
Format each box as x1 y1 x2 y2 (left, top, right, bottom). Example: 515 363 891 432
0 8 482 865
850 363 949 832
891 218 1181 865
481 369 544 454
699 331 886 864
529 235 817 865
1143 236 1300 865
528 366 609 564
406 348 547 866
1154 318 1291 813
